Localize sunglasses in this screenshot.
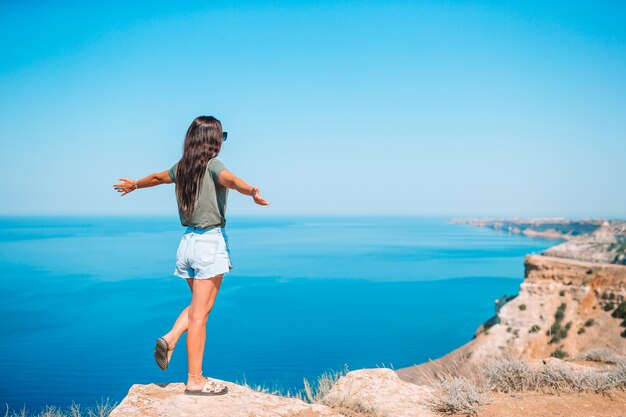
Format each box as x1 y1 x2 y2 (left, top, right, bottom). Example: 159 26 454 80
222 131 228 142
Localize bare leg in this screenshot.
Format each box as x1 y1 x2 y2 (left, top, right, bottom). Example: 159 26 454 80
161 279 195 354
185 274 224 390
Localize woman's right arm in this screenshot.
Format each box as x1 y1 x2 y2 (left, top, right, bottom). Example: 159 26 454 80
113 170 173 196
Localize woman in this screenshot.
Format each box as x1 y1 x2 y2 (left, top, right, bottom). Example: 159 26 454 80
113 115 269 396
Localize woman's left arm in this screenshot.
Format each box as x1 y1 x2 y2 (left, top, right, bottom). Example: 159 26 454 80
113 170 172 196
218 170 270 206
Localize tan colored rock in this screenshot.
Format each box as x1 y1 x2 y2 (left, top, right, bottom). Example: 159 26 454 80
110 369 439 417
109 378 343 417
398 254 626 386
325 369 437 417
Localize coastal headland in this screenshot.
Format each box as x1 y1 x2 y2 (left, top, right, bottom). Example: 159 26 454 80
110 218 626 417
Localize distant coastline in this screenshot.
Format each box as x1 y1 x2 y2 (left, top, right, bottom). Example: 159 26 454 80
452 217 626 265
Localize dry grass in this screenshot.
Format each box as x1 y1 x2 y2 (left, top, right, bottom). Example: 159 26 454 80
242 365 385 417
3 399 116 417
483 356 626 394
302 366 386 417
425 356 626 416
401 353 485 388
428 376 489 416
483 357 537 392
575 347 623 364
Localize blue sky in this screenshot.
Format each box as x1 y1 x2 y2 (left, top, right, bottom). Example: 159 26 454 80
1 1 625 217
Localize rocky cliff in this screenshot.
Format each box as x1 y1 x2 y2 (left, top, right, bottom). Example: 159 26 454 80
397 254 626 385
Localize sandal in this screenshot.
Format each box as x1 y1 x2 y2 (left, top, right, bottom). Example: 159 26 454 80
154 337 175 371
184 372 228 396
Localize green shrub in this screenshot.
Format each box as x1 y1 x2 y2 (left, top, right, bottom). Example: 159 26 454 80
584 318 594 327
604 302 615 311
564 321 572 331
551 348 568 359
519 304 527 311
548 304 569 344
577 328 585 334
559 290 565 296
549 322 561 335
611 301 626 319
529 324 541 333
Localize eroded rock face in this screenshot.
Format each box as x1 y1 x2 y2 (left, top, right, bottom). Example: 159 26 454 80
108 379 343 417
397 254 626 385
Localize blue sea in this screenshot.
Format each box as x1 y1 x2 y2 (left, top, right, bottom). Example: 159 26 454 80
0 216 561 412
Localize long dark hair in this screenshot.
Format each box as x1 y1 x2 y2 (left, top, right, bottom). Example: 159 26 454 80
175 115 223 220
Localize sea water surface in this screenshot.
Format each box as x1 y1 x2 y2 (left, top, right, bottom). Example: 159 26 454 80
0 216 561 412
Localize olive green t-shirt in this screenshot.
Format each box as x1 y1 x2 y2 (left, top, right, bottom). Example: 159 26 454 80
168 159 228 228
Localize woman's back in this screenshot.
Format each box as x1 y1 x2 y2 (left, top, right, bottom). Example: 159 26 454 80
169 158 229 228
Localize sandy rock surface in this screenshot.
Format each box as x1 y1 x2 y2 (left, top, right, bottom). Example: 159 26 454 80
109 378 343 417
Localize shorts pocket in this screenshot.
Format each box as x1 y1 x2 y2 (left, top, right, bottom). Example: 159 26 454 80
193 238 219 266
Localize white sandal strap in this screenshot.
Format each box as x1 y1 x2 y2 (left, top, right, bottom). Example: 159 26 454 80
203 379 226 392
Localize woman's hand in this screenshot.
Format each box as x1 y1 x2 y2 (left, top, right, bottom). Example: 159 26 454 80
250 186 270 206
113 177 137 196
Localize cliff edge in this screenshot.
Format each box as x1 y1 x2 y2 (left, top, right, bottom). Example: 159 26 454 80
397 253 626 385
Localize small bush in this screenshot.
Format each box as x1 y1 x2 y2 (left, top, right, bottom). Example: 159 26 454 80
584 318 594 327
484 357 536 392
559 289 565 296
611 301 626 319
549 327 568 344
577 328 585 334
548 304 568 344
538 362 582 392
604 302 615 312
606 361 626 390
551 348 568 359
429 376 488 416
519 304 526 311
529 324 541 333
564 321 572 331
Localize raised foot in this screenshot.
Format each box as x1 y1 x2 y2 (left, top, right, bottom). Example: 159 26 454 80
154 337 175 371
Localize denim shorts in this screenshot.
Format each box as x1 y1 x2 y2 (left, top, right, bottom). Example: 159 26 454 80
173 225 234 280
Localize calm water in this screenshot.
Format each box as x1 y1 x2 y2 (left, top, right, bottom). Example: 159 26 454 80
0 216 560 412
